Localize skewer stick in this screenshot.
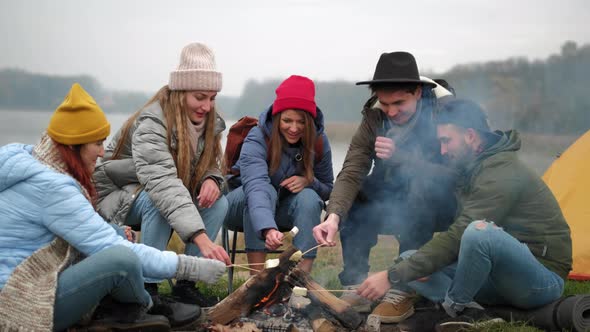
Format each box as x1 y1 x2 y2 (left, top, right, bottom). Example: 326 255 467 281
309 289 357 293
229 265 261 273
301 243 327 256
230 263 265 267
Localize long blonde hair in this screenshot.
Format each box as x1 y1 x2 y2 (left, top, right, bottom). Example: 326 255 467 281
268 110 316 183
112 85 222 195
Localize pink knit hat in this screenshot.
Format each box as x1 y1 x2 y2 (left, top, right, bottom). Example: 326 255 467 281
169 42 222 91
272 75 317 118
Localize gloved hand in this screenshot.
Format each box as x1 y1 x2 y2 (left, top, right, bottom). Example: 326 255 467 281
176 254 226 284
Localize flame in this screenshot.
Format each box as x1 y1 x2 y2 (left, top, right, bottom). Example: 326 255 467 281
254 274 282 308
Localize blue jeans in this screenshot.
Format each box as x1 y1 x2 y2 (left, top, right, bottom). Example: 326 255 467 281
225 186 323 258
338 185 455 286
53 245 151 331
125 191 227 283
399 221 564 311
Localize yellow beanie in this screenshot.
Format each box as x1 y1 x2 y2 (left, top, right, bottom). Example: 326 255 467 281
47 83 111 145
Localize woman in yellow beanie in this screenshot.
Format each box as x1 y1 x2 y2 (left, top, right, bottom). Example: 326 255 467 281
93 42 230 312
0 83 226 331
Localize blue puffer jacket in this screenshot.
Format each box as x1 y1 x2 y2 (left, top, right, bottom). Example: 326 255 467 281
0 144 178 289
234 106 334 235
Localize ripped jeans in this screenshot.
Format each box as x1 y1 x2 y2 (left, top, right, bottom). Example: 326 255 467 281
400 221 564 313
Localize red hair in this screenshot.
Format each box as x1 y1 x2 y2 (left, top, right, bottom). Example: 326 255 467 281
55 143 98 206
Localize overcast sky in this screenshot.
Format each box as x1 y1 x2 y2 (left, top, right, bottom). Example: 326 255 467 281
1 0 588 96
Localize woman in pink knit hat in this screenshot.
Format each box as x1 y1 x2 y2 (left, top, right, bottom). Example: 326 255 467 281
93 42 230 321
224 75 334 274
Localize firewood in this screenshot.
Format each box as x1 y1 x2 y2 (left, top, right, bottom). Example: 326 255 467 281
288 268 363 330
311 318 337 332
207 246 300 324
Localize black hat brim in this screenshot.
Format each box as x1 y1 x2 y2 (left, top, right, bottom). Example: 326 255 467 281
356 78 437 89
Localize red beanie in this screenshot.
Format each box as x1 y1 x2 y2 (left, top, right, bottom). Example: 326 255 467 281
272 75 317 118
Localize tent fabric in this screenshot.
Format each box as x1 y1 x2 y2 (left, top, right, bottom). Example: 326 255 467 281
543 130 590 280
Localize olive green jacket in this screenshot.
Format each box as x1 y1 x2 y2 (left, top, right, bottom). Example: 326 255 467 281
389 130 572 281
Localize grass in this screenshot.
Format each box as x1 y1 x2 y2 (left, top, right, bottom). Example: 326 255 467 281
165 231 589 331
161 129 587 331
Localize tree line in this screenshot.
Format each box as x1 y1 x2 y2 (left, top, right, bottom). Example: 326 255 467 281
1 41 588 135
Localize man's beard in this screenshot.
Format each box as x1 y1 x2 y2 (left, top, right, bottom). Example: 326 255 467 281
443 141 475 171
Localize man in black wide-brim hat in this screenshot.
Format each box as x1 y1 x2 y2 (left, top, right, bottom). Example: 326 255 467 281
313 51 457 323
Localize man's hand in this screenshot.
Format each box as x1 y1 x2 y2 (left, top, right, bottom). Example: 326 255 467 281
193 232 230 265
264 228 284 250
197 178 220 208
280 176 310 194
312 213 340 246
358 271 391 301
375 136 396 160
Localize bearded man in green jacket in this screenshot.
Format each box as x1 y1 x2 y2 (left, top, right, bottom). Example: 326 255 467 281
357 98 572 330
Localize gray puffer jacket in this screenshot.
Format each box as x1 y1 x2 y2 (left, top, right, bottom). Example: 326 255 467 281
94 103 225 242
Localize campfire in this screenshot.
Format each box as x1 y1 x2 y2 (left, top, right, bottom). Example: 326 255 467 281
204 246 364 332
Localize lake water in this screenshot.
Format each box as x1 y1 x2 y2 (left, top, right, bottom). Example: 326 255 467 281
0 109 568 176
0 109 349 175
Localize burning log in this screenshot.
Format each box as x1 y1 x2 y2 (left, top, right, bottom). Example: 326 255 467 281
207 244 362 331
288 268 363 330
208 247 300 325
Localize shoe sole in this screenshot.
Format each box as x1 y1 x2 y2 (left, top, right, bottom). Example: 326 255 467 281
171 308 207 331
368 306 415 324
87 320 171 332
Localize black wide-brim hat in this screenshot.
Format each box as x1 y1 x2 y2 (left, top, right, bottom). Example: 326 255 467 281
356 51 436 88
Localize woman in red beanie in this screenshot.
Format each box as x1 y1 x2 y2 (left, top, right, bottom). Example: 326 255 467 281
225 75 334 273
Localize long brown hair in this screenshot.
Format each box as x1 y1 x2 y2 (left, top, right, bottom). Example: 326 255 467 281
111 85 222 195
268 110 317 183
55 143 98 204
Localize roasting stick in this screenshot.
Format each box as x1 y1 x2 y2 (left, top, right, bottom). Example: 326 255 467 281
229 264 260 273
300 243 327 256
292 286 356 296
230 263 265 267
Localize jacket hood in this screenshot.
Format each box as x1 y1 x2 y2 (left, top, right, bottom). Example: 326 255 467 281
0 144 43 192
478 130 521 160
258 105 326 138
462 130 521 178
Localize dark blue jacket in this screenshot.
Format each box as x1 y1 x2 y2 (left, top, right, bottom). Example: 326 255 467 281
234 106 334 235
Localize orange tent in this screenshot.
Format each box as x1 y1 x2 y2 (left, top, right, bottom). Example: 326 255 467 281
543 130 590 280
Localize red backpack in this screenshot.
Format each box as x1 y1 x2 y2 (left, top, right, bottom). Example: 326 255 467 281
223 116 323 175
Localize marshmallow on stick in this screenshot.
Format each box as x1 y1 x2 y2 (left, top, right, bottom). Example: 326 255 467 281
292 286 308 297
264 258 280 269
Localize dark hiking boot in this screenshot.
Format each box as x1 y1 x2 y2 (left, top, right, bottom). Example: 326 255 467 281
149 294 203 330
171 280 219 307
84 296 170 332
145 283 203 330
435 307 504 332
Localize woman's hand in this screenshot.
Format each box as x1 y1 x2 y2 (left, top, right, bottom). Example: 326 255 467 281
264 228 284 251
194 232 231 265
280 176 310 194
197 178 220 208
124 226 137 242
